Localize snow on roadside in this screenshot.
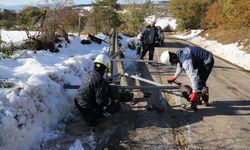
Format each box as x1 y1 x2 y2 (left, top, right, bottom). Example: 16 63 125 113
0 32 136 150
156 17 177 30
173 30 250 71
0 35 105 149
144 16 177 30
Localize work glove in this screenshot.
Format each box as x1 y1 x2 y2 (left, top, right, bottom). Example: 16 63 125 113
189 92 198 103
167 77 176 83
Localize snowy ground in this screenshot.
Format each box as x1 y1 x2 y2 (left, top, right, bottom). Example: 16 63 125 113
0 17 249 150
155 17 177 30
0 30 36 47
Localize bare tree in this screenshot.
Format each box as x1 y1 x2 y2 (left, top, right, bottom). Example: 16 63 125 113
40 0 75 42
22 0 76 52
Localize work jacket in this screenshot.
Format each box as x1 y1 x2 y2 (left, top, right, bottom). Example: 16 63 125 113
140 25 159 45
75 69 110 111
174 46 213 92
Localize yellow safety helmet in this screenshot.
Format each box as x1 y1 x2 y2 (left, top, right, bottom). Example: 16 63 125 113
94 54 110 68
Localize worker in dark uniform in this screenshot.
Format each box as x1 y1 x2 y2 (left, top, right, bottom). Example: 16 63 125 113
74 54 121 126
138 15 160 62
160 46 214 111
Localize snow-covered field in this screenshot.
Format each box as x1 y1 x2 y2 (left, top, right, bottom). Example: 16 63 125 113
0 17 249 150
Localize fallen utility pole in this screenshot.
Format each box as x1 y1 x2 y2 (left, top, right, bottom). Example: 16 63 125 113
63 72 180 90
111 58 158 63
63 83 180 90
123 73 165 86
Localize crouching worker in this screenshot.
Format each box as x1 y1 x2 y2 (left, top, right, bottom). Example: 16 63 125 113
74 54 121 126
160 46 214 111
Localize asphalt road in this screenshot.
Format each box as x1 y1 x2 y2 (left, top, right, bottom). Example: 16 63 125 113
155 37 250 150
112 36 250 150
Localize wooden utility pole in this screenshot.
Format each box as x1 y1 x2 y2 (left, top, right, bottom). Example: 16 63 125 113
109 28 116 77
115 32 128 86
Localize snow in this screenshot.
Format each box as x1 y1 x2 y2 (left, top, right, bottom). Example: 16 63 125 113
173 30 250 71
0 32 136 150
68 139 85 150
0 16 249 150
144 16 177 30
156 17 177 30
1 30 36 46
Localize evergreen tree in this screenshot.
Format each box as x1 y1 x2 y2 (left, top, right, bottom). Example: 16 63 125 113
90 0 122 34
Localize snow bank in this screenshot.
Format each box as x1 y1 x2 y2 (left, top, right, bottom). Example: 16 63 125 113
1 30 36 45
173 30 250 71
0 35 111 149
156 17 177 30
0 32 136 150
144 16 177 30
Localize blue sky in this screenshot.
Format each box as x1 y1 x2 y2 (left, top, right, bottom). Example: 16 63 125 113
0 0 165 6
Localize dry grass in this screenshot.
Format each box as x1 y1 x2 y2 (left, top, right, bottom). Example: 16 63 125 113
200 28 250 53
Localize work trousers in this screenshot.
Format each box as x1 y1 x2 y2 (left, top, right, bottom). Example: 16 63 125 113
140 44 155 60
74 99 120 126
197 56 214 90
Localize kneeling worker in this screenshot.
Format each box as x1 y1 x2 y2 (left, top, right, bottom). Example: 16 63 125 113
75 54 121 126
160 46 214 111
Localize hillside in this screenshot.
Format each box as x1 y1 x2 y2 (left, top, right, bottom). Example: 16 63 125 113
201 28 250 53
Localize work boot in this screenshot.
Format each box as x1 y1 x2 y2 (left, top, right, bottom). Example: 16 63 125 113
197 92 203 105
201 87 209 106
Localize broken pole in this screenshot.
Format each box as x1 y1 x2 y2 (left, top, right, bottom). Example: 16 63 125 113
63 83 180 90
115 31 128 87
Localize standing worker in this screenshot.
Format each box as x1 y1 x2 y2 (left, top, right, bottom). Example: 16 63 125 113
74 54 121 126
138 15 160 62
160 46 214 111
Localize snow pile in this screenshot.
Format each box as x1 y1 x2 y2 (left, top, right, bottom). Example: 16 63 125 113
173 30 250 71
1 30 36 45
0 36 100 149
0 32 136 150
156 17 177 30
144 16 177 30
